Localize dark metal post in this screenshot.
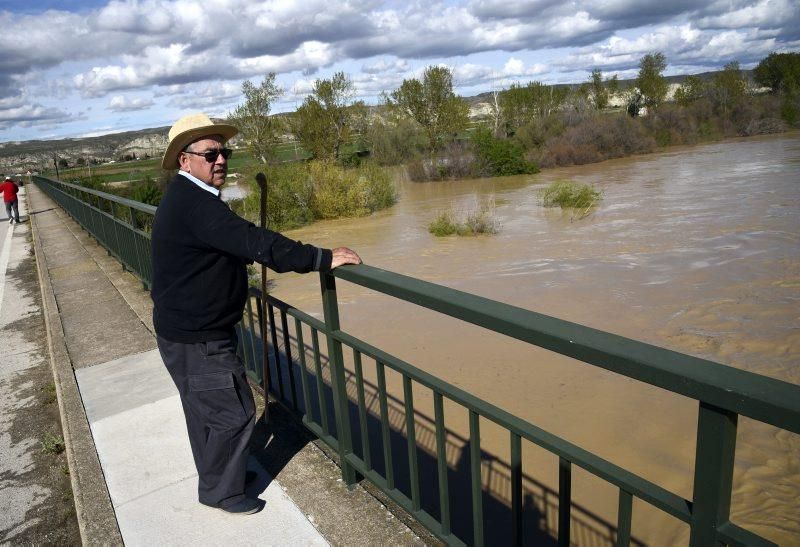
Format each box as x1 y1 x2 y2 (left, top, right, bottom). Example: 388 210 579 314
689 402 737 546
320 271 357 486
256 172 271 425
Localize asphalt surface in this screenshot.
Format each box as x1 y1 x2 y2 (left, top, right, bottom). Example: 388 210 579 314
5 181 428 546
0 189 81 543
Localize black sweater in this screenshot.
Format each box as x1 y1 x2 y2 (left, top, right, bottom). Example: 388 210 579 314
151 175 332 342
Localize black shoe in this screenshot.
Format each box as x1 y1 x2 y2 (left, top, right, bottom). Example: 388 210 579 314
215 497 264 515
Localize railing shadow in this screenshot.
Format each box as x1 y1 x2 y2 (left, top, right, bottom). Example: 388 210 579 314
239 319 645 546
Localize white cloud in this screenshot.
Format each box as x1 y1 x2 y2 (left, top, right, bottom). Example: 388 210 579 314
1 0 799 140
108 95 155 112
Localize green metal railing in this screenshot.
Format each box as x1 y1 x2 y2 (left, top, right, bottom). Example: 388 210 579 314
34 176 155 287
34 176 800 546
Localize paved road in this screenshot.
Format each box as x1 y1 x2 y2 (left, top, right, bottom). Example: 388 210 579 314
0 189 81 543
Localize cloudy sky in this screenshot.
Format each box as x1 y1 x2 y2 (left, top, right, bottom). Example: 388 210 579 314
1 0 798 143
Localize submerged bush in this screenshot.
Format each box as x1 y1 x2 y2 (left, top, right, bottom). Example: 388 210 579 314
406 141 474 181
428 210 459 236
428 198 499 236
311 160 397 219
233 160 396 230
541 180 601 218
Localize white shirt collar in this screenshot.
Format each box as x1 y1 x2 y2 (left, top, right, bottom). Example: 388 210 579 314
179 170 220 197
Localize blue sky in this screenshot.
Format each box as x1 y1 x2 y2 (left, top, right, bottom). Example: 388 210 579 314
1 0 798 143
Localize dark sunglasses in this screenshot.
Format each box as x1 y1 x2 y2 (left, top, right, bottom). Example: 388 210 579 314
183 148 233 162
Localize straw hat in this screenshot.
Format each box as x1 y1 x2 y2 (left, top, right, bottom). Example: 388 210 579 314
161 113 238 169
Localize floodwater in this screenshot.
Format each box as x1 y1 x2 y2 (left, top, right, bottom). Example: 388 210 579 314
265 133 800 545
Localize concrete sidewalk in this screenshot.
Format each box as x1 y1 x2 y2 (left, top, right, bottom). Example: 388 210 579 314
76 349 325 545
25 181 427 545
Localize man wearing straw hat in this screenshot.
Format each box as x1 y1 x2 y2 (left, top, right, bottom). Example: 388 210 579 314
151 113 360 515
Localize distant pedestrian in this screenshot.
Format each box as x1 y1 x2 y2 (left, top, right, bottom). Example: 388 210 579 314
1 175 21 224
151 113 361 516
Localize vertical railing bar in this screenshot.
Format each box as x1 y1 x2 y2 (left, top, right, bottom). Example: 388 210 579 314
616 489 633 547
311 328 330 437
511 432 523 547
689 402 738 546
469 410 484 547
267 304 285 402
353 349 372 471
295 319 314 422
280 309 298 411
434 392 451 536
403 375 421 511
255 294 266 391
376 360 394 490
244 296 258 377
319 271 357 486
558 457 572 547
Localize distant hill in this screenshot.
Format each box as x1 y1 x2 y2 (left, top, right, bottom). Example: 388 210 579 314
0 125 171 173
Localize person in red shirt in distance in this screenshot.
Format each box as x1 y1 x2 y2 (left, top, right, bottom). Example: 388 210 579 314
0 175 21 224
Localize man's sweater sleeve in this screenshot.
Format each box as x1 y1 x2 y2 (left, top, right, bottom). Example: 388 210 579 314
189 196 333 273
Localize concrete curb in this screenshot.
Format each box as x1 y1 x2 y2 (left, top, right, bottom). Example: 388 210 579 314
28 184 123 545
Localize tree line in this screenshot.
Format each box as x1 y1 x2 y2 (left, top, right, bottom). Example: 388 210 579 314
68 51 800 228
231 51 799 176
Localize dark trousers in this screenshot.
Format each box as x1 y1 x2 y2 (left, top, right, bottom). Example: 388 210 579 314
5 199 19 222
156 334 256 507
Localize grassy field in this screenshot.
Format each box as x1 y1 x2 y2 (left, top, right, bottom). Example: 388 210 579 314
44 141 317 185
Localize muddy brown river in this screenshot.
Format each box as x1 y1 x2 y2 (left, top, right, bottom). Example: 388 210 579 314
264 133 799 545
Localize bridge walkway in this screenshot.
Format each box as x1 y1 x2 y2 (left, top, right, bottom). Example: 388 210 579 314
25 181 426 545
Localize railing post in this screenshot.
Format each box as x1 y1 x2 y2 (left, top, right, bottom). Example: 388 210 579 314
320 271 357 487
689 402 737 547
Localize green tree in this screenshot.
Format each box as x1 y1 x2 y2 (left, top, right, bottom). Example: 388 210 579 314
636 52 669 109
500 81 568 134
293 72 361 160
389 66 469 156
229 73 283 164
674 75 707 106
589 69 609 110
709 61 748 113
754 52 800 95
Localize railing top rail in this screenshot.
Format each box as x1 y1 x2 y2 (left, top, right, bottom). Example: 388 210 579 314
34 175 158 215
333 264 800 434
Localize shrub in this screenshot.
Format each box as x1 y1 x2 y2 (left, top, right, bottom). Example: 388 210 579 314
233 160 396 230
428 199 499 236
231 163 314 230
368 118 427 166
129 176 163 206
310 160 397 219
406 141 474 181
541 180 601 219
541 113 655 167
428 210 459 236
470 127 539 177
513 115 565 151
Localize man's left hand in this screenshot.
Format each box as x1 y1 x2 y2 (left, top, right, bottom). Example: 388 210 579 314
331 247 362 269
